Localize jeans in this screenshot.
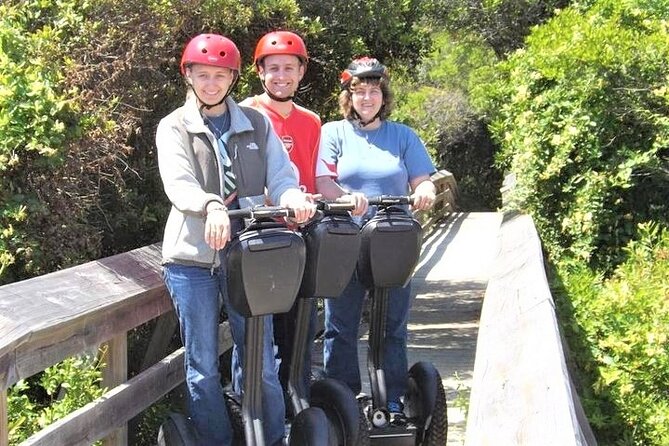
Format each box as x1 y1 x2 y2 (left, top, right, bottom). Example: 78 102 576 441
163 263 232 446
323 272 412 405
164 263 286 446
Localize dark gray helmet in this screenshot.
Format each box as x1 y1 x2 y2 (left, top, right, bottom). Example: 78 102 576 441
340 57 389 88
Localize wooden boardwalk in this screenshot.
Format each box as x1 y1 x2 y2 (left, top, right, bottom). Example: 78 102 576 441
313 212 504 445
408 212 502 445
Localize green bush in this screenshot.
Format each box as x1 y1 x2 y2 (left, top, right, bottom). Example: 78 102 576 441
471 0 669 268
8 354 105 444
392 32 503 210
557 224 669 445
0 0 87 282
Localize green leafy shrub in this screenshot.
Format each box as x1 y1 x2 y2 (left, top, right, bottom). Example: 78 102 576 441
0 0 87 282
392 32 503 210
557 223 669 445
471 0 669 268
8 354 105 444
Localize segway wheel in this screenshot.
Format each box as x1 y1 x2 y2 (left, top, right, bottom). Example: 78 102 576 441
224 391 246 446
404 362 448 445
157 412 196 446
288 406 330 446
310 377 369 446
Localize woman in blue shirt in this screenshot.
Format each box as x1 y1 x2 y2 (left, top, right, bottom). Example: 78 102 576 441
315 57 437 421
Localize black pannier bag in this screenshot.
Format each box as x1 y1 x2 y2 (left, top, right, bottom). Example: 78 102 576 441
358 206 423 289
226 220 306 318
298 213 361 298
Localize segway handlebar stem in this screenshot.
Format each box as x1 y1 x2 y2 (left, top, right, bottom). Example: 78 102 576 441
367 195 412 206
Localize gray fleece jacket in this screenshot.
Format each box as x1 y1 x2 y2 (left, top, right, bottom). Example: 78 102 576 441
156 95 299 268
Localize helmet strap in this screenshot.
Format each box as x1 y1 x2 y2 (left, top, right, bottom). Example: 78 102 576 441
190 72 239 110
352 110 381 128
260 74 295 103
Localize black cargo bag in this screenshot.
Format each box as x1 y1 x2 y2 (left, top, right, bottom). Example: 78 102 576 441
358 206 423 289
298 213 361 298
226 220 306 318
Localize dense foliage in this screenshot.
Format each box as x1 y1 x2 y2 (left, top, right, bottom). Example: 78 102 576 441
471 0 669 442
8 354 104 444
394 32 503 210
556 224 669 445
0 0 434 286
471 0 669 268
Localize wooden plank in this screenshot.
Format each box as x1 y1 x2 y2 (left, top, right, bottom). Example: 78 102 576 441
101 335 128 446
0 245 169 391
22 323 233 446
140 312 178 372
465 213 595 446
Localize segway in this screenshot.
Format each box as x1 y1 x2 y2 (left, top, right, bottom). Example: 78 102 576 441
158 206 329 446
359 196 448 446
224 205 331 446
286 201 369 446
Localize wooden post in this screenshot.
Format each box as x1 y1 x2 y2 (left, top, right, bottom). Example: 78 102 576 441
101 335 128 446
1 389 7 446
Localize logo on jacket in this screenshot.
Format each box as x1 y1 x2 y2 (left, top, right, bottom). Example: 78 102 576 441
281 135 294 153
247 142 259 151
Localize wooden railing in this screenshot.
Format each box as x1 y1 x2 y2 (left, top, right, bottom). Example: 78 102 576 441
464 212 597 443
0 170 458 446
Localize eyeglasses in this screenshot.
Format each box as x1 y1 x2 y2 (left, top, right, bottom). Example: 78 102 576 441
350 87 382 98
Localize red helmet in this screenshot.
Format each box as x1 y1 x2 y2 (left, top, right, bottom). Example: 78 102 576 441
253 31 309 67
340 57 389 88
180 33 241 75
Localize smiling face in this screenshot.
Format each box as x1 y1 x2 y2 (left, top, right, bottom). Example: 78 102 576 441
350 78 384 123
185 63 236 112
258 54 305 99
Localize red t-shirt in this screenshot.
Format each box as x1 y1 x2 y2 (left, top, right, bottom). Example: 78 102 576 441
242 96 321 193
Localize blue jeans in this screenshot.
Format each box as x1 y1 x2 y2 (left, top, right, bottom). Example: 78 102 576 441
323 272 412 405
163 263 232 446
164 263 285 446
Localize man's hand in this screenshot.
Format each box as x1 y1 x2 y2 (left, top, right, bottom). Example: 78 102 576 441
337 192 368 216
204 202 231 250
280 189 317 224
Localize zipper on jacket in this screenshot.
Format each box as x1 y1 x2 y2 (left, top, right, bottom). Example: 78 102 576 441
205 132 223 275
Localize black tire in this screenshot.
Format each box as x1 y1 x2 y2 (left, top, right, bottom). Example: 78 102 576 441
404 362 448 446
310 378 369 446
288 407 330 446
224 391 246 446
157 412 196 446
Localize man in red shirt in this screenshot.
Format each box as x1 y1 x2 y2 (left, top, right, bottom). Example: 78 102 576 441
241 31 320 193
241 30 321 402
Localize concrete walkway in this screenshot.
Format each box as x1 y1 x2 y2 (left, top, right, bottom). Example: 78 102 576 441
313 212 504 445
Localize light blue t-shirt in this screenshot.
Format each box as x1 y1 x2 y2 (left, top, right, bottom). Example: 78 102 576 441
317 119 436 200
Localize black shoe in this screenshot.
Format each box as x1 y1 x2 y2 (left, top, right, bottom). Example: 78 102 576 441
387 401 407 426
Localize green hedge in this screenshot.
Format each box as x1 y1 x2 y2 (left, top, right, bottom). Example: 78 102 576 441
556 224 669 445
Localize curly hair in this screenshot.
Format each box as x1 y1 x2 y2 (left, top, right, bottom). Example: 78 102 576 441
338 76 394 122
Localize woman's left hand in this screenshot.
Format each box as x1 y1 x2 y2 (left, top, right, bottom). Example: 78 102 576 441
410 179 437 211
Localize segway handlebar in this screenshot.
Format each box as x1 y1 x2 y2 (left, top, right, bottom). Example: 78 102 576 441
367 195 412 206
226 206 296 220
226 201 355 223
316 201 356 212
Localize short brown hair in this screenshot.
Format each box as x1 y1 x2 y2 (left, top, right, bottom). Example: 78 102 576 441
338 77 393 122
